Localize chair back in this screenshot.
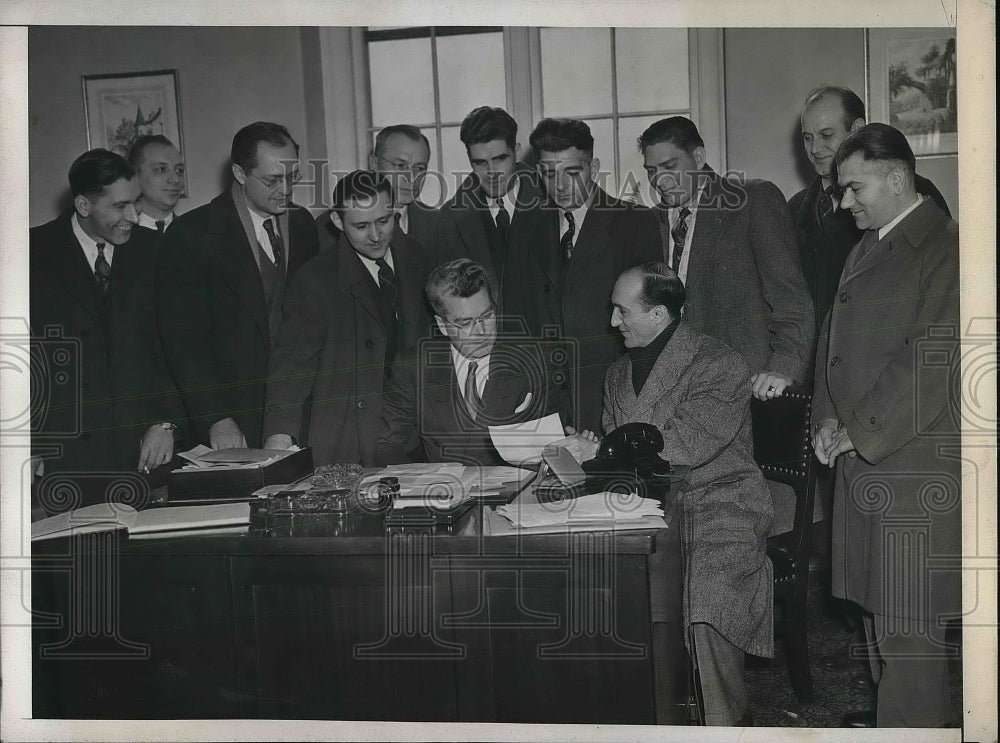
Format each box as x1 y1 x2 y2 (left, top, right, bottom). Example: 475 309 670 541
750 387 816 549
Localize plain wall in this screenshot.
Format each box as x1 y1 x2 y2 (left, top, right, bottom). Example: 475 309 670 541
29 27 310 225
723 27 959 212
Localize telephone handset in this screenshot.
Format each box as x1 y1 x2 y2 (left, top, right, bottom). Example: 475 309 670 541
582 422 672 479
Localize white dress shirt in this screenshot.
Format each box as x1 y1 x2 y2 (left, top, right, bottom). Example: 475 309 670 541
396 205 409 235
71 213 114 272
878 195 925 240
669 186 705 285
488 177 521 227
247 209 280 263
138 211 175 232
451 345 490 400
355 246 396 288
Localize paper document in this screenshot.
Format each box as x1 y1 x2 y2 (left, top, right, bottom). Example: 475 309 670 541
488 413 565 465
496 492 663 529
32 502 251 541
175 446 299 471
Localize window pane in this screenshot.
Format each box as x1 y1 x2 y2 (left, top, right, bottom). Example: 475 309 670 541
438 125 471 205
615 29 690 113
437 33 506 123
369 38 435 127
541 28 613 118
616 114 676 206
584 118 616 199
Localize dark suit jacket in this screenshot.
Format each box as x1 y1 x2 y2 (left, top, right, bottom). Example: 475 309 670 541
263 231 431 466
604 322 774 657
376 339 573 466
316 200 441 263
681 167 814 383
436 166 548 309
813 198 960 621
789 172 950 336
30 213 184 506
504 186 662 433
156 189 318 447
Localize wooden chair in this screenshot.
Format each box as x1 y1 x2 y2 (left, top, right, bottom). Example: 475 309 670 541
750 386 817 704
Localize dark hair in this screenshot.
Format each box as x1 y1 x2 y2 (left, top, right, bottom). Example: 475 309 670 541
637 116 704 154
374 124 431 157
802 85 866 130
68 149 135 199
834 122 915 175
231 121 298 171
633 262 686 318
425 258 494 317
330 170 393 213
460 107 518 151
529 118 594 157
126 134 177 169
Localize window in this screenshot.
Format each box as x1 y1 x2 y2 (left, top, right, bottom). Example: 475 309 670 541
539 27 691 204
365 27 506 205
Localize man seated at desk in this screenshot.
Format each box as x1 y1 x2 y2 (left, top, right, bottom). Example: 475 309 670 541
571 261 773 726
376 258 572 466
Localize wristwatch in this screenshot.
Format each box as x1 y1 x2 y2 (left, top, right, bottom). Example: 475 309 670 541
160 422 179 433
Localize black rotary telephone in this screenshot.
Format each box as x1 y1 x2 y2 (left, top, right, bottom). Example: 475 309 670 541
582 422 672 479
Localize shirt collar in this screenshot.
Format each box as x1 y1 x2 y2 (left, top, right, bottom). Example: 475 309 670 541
878 195 925 240
450 344 491 388
71 212 114 265
138 211 174 231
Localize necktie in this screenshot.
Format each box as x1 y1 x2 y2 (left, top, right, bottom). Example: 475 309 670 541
561 211 576 264
394 210 406 235
376 256 397 311
494 198 510 240
464 361 482 420
155 219 165 233
94 242 111 297
817 186 835 223
670 207 691 272
263 218 284 268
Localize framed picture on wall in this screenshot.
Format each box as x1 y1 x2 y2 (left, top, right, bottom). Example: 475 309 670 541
82 69 184 158
867 29 957 157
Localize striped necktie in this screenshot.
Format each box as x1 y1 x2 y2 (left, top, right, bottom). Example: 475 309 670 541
670 207 691 272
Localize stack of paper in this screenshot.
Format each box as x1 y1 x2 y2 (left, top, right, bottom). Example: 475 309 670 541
494 492 664 531
176 446 298 471
488 413 566 465
32 502 251 542
360 464 533 510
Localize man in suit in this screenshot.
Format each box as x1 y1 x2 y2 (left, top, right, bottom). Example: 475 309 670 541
639 116 814 402
377 258 572 466
316 124 439 262
572 262 773 725
157 122 319 449
263 171 431 466
505 118 662 434
30 149 185 513
126 135 185 233
437 106 548 309
790 86 951 336
812 124 960 728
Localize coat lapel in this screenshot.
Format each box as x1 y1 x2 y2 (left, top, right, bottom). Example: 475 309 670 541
564 188 619 285
614 324 700 424
338 239 386 330
54 216 102 320
684 169 733 294
208 192 270 340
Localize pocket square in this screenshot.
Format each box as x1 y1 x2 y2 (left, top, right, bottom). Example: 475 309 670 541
513 392 533 414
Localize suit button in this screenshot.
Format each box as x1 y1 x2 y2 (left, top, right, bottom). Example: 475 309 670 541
544 284 551 294
357 400 367 410
840 291 850 302
870 416 877 424
830 356 840 367
365 339 374 349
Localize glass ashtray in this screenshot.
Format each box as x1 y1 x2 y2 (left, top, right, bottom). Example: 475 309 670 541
309 463 364 490
268 487 359 515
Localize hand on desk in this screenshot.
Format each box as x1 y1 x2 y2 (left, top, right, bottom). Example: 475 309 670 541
138 424 174 473
559 426 601 464
210 417 247 450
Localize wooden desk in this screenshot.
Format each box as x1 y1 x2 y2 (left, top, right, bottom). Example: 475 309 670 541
32 487 688 723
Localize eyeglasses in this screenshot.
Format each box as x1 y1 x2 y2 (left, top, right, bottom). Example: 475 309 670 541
444 309 496 332
250 170 303 191
377 156 429 175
